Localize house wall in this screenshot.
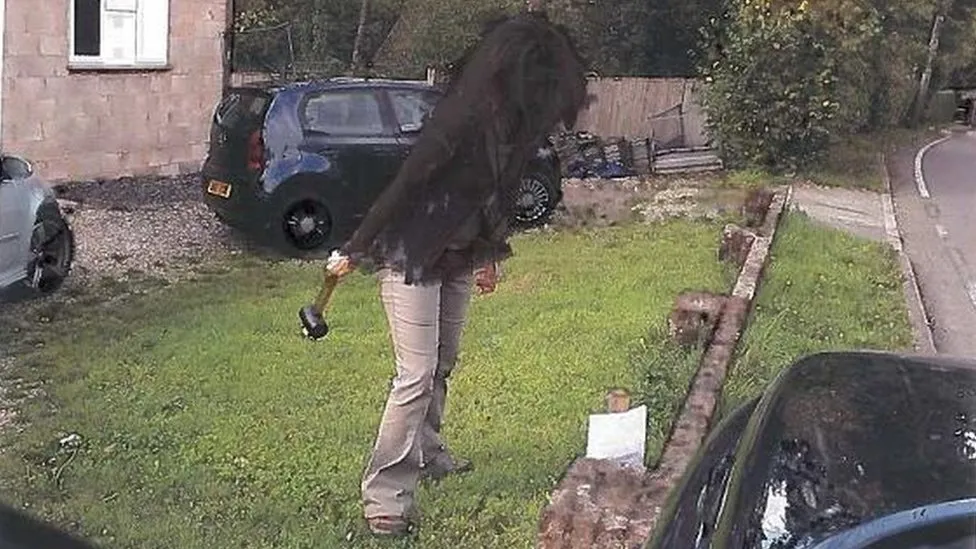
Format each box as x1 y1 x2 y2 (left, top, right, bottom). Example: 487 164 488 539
2 1 227 182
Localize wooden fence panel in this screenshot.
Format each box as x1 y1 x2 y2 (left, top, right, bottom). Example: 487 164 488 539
573 77 710 148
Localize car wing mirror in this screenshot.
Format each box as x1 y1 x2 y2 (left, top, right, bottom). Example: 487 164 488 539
0 154 33 181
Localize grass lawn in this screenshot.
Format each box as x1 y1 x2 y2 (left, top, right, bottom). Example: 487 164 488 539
720 211 915 417
0 219 734 549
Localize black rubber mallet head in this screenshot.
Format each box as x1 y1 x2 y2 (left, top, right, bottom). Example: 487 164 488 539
298 252 344 340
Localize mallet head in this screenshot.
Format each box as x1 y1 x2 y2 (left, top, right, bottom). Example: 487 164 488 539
299 304 329 340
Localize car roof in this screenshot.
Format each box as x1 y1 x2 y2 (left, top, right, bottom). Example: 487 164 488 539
230 77 442 96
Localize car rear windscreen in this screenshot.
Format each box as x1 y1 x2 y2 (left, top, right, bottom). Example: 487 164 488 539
214 91 270 132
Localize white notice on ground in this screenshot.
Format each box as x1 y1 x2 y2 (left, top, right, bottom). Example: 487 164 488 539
585 405 647 468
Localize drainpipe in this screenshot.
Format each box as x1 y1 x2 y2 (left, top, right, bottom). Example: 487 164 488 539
0 0 6 147
222 0 234 94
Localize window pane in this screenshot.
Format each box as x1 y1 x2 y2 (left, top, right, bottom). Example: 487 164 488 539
302 92 385 135
102 10 137 63
136 0 169 64
389 90 439 131
73 0 101 56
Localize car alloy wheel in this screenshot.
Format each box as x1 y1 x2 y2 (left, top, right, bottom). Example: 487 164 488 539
28 217 73 293
282 199 332 251
514 175 552 225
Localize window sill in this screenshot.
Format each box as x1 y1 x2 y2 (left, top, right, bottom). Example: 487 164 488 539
68 62 172 74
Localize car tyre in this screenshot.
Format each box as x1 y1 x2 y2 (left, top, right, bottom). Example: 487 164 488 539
268 188 335 258
26 211 74 295
512 167 561 227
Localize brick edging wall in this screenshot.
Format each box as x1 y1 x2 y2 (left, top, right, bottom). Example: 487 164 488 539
536 187 792 549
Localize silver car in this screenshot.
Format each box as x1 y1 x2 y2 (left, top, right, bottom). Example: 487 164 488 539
0 154 74 300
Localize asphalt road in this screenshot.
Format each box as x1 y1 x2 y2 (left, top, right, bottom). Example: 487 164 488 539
891 130 976 357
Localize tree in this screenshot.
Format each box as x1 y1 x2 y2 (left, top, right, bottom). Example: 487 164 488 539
698 0 841 171
912 0 957 126
350 0 371 70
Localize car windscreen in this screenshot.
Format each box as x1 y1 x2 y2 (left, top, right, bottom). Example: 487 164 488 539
718 353 976 548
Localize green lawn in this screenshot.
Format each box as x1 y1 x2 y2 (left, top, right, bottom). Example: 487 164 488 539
720 211 915 417
0 220 733 549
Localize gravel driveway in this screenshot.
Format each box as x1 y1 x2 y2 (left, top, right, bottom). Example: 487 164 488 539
0 174 254 324
55 173 249 281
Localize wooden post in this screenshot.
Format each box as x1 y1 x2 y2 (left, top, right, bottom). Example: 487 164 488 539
606 389 631 413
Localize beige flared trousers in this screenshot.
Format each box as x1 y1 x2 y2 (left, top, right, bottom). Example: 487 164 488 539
361 267 474 519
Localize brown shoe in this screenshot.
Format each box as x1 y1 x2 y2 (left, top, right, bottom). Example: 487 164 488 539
366 515 413 537
421 452 474 481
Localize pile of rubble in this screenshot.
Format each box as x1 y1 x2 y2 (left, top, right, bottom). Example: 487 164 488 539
551 132 724 179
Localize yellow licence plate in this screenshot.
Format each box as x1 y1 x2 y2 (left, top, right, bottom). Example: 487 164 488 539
207 180 232 198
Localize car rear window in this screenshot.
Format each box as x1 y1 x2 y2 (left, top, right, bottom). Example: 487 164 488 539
214 90 270 131
389 89 440 132
301 90 386 135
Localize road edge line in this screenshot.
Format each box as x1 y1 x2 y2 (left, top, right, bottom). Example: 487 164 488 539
913 135 950 199
881 152 936 354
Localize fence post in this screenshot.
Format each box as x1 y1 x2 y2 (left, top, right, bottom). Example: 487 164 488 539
426 66 437 86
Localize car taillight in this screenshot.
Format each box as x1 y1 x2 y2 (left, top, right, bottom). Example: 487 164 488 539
247 130 264 171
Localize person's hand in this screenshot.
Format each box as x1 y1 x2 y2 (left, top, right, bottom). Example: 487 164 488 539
326 251 355 279
474 262 499 295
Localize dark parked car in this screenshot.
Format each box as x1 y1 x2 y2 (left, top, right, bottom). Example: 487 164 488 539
201 77 564 257
646 350 976 549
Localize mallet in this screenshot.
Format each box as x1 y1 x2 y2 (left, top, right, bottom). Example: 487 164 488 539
298 251 347 340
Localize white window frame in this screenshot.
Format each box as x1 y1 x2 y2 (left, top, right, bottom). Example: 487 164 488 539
68 0 171 70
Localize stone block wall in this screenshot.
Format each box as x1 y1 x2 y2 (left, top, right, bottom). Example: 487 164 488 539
2 0 227 182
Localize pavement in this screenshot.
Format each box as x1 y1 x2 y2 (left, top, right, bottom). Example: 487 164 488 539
789 183 888 243
889 130 976 357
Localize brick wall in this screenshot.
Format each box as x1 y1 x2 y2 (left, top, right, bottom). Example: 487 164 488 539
2 1 227 182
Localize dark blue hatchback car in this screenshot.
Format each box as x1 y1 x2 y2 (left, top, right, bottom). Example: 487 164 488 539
201 77 563 257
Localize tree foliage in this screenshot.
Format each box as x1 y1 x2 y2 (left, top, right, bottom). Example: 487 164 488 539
698 1 841 171
699 0 975 171
230 0 976 168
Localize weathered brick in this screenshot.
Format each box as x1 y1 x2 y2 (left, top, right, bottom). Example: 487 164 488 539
100 152 124 175
170 73 193 95
71 153 102 179
34 7 67 36
190 142 209 160
39 35 63 57
6 31 39 56
12 120 44 142
178 160 202 174
158 162 180 176
13 76 47 100
96 76 127 97
149 73 173 94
